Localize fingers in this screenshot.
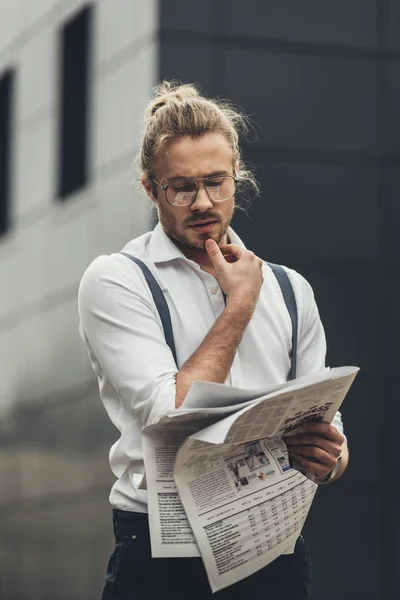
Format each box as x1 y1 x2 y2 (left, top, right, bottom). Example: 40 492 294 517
285 434 342 459
289 422 345 445
218 244 247 259
205 239 227 268
284 425 344 479
222 254 237 263
288 443 338 467
220 245 263 267
289 453 335 479
207 241 263 267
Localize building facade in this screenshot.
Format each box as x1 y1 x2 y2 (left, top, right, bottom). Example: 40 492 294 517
0 1 399 599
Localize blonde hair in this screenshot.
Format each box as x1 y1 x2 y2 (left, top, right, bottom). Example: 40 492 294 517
139 81 259 206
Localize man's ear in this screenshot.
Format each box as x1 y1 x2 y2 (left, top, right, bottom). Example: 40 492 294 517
142 176 157 203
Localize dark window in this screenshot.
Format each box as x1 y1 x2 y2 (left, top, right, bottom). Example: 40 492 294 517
0 70 13 236
58 6 92 199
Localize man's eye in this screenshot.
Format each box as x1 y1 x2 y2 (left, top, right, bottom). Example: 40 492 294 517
173 184 195 192
206 178 223 187
171 180 196 191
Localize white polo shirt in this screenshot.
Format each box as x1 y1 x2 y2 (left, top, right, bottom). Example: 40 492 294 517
78 223 343 513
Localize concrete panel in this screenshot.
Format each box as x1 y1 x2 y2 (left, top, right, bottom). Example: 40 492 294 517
40 299 92 392
89 165 152 259
7 217 47 312
97 0 157 66
384 63 400 154
305 490 381 599
0 330 20 417
0 446 21 504
0 388 114 502
3 298 90 408
15 26 56 123
222 0 377 47
39 203 93 298
161 0 214 34
388 0 400 50
309 272 379 375
224 49 377 152
94 43 156 172
0 257 17 319
0 497 113 600
160 42 214 96
388 170 400 259
13 115 56 218
18 399 87 498
232 161 379 262
336 376 383 489
0 0 25 54
22 0 61 33
0 204 90 314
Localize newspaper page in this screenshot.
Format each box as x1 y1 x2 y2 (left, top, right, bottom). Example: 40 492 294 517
142 366 358 583
174 437 316 592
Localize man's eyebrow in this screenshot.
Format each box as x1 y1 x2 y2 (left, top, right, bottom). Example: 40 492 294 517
167 170 230 181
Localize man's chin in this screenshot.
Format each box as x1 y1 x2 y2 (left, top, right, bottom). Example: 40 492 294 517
168 226 225 251
185 230 218 249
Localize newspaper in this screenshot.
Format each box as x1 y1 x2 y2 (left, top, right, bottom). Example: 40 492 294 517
142 366 358 592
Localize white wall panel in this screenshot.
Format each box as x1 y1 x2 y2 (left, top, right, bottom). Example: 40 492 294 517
97 0 157 66
22 0 62 32
13 116 56 218
0 0 25 54
0 330 20 418
43 208 91 294
89 165 152 259
6 218 46 314
16 26 56 123
94 42 157 172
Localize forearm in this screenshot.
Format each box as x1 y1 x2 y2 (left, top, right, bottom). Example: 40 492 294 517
175 300 253 408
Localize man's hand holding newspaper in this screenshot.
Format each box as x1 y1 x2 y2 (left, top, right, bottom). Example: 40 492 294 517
285 421 346 481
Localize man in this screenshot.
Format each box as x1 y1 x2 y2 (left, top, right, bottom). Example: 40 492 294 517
78 81 347 599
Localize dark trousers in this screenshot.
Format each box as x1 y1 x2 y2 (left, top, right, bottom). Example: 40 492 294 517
101 509 311 600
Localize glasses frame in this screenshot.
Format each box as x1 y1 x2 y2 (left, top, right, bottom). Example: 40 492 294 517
151 174 238 207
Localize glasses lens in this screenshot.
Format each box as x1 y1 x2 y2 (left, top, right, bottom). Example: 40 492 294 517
206 176 236 202
167 178 197 206
166 176 236 205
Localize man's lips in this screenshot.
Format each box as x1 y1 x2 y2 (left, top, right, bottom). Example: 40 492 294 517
188 220 219 233
188 219 219 227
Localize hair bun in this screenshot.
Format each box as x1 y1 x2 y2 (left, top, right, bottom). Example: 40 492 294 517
147 80 200 118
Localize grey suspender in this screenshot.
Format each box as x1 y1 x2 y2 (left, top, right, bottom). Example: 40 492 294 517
120 253 178 365
120 254 298 381
267 263 298 380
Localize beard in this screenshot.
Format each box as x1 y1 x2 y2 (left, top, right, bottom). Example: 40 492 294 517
157 204 235 251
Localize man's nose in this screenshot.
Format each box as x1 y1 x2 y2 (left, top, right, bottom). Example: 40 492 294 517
190 185 213 212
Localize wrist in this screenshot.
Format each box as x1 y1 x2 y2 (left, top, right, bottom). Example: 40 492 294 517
226 293 257 316
315 455 342 485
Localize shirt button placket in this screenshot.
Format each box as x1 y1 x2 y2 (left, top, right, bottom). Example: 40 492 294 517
208 284 224 317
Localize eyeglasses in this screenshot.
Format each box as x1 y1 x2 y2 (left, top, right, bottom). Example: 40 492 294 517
152 175 237 207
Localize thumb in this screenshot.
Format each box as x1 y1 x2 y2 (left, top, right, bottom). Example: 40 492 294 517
205 239 225 268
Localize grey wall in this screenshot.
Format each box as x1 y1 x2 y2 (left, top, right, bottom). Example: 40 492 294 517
160 1 399 598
